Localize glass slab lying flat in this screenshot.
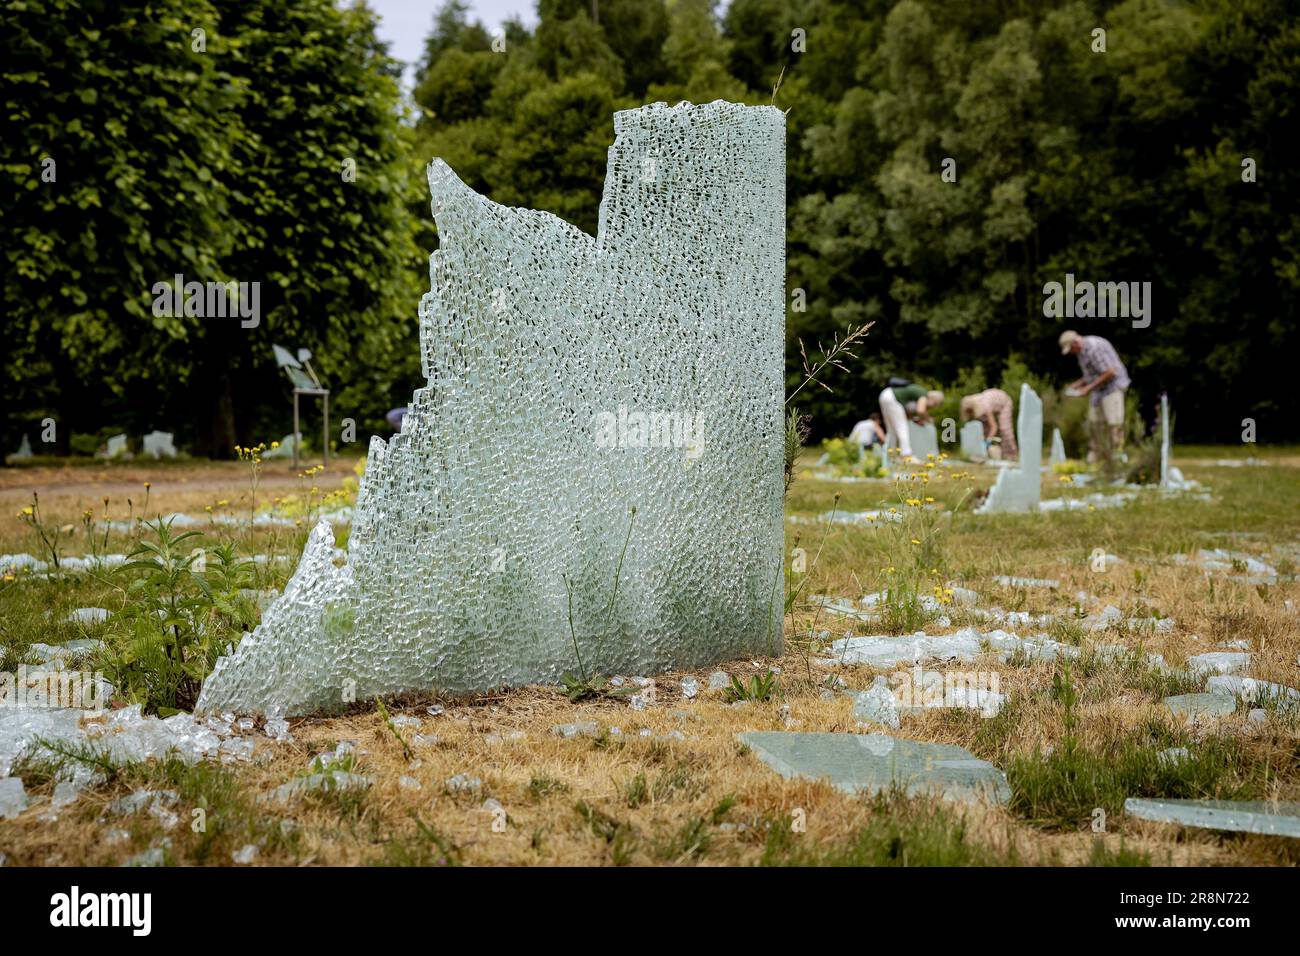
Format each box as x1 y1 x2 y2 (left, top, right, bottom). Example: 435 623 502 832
1124 798 1300 837
739 731 1010 805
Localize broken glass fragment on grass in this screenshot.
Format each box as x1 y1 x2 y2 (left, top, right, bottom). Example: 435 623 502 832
741 731 1010 805
1124 798 1300 838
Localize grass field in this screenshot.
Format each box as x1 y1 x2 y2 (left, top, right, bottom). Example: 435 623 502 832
1 445 1298 866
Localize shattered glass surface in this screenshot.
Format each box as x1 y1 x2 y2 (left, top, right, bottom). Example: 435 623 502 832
977 384 1042 513
0 704 256 790
199 101 787 715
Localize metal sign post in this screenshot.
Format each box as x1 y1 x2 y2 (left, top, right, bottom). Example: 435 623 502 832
273 345 330 468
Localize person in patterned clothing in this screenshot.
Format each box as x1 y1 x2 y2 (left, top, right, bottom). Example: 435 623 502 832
1059 330 1131 463
960 388 1017 460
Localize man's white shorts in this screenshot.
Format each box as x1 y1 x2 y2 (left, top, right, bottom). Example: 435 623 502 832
1089 389 1125 427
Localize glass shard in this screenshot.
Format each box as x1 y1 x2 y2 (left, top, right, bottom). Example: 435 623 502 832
198 101 787 715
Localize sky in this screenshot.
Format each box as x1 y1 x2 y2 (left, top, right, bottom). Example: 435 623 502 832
363 0 538 86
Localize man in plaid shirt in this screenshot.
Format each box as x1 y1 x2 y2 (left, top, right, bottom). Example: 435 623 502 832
1059 330 1130 463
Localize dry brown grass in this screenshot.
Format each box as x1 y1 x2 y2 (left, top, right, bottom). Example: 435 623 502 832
0 458 358 524
2 451 1299 866
4 637 1297 866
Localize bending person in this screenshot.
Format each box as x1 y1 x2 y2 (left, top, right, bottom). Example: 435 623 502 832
879 382 943 460
1060 330 1130 463
847 413 886 453
960 388 1017 460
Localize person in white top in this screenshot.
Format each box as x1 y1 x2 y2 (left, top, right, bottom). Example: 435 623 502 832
847 413 886 453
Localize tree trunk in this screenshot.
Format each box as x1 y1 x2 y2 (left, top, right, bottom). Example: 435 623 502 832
210 372 237 458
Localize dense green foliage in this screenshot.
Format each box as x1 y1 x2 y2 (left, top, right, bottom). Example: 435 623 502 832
3 0 1296 452
776 0 1299 441
408 0 1298 442
2 0 419 454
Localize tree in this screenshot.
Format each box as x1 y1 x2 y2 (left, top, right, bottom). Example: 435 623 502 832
205 0 416 453
7 0 1296 454
2 0 239 452
1 0 416 455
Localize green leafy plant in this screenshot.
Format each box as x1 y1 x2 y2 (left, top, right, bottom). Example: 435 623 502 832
203 542 259 630
559 671 612 703
1123 432 1164 485
105 518 226 713
15 493 67 570
725 670 778 703
816 436 887 479
784 407 811 495
869 480 971 634
120 518 211 638
528 774 569 800
621 772 649 808
375 696 413 761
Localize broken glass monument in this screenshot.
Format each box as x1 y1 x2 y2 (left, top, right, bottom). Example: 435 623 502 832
198 101 787 715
